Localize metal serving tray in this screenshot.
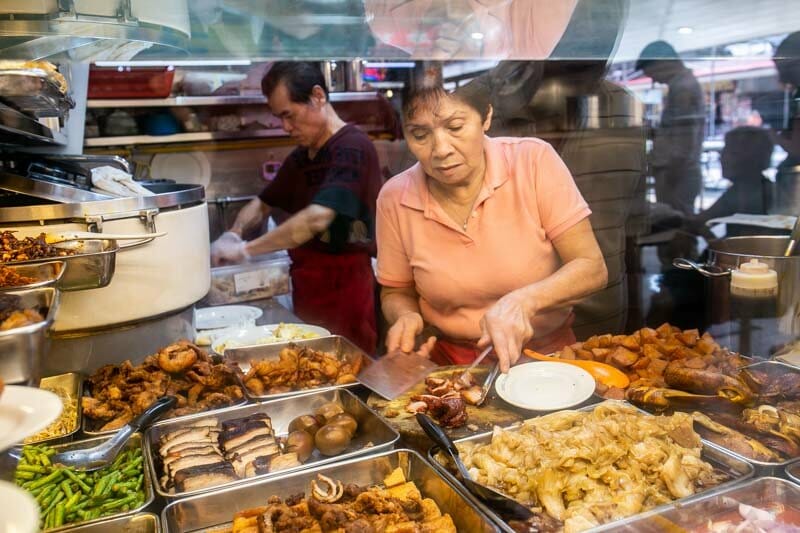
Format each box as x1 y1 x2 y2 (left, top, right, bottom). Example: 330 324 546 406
161 448 499 532
56 512 159 533
81 393 248 438
144 388 399 500
0 286 59 384
789 462 800 484
696 360 800 476
595 476 800 532
428 401 754 533
24 372 82 445
0 70 74 118
224 335 374 401
7 239 118 291
0 260 65 291
36 433 155 532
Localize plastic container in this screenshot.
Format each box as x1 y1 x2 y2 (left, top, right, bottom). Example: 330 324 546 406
88 67 175 99
207 252 291 305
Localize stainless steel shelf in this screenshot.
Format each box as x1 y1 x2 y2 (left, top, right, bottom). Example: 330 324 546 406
0 102 66 146
86 92 380 108
84 129 290 147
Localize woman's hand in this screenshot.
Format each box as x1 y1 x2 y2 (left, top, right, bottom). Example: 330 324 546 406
385 312 436 356
477 290 535 373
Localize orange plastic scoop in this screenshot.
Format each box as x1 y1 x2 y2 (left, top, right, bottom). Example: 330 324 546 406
523 349 630 389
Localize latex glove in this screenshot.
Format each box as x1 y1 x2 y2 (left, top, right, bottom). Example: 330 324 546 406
385 312 436 357
211 231 250 266
477 290 535 373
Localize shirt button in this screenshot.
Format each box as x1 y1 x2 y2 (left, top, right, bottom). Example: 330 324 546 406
471 212 477 218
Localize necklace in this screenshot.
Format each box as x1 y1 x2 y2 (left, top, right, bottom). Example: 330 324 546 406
428 180 481 232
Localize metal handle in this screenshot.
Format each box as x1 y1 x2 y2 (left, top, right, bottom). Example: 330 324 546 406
86 208 160 251
129 395 176 433
416 413 459 458
672 258 731 278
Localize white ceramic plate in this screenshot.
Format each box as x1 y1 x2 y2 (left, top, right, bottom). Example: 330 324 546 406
0 386 62 452
495 362 595 411
0 480 39 533
195 305 263 331
212 323 331 355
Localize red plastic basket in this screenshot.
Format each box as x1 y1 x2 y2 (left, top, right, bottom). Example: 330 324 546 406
88 67 175 99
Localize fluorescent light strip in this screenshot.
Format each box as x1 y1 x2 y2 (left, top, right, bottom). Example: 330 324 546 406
95 60 252 67
362 62 416 69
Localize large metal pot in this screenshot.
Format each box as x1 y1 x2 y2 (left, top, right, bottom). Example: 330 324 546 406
675 236 800 356
0 183 210 331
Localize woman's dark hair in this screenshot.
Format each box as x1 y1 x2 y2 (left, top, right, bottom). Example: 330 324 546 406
261 62 329 103
401 79 492 123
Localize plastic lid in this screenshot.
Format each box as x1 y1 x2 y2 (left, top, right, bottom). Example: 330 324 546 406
730 258 778 292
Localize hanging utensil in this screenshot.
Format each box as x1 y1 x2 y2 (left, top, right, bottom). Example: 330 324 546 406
50 396 176 471
415 413 534 521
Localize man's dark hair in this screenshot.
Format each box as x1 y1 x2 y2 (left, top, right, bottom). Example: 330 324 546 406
261 62 329 103
635 40 681 71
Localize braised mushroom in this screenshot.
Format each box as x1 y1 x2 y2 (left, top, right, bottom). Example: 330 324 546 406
285 430 315 462
288 414 322 437
314 424 352 456
314 402 345 423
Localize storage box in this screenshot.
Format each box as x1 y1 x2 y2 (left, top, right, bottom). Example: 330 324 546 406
207 252 291 305
88 67 175 99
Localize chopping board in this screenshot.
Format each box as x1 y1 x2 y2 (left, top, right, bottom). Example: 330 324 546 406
367 365 524 451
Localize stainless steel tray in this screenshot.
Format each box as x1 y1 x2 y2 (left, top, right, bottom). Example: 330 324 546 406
224 335 374 401
81 394 248 438
428 401 754 533
0 70 74 118
161 448 499 532
0 286 59 384
0 260 65 291
32 433 155 532
594 476 800 532
55 512 158 533
24 372 82 445
6 239 118 291
788 462 800 484
694 360 800 475
144 388 399 500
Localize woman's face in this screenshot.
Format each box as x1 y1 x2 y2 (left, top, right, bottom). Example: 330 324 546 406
403 96 492 187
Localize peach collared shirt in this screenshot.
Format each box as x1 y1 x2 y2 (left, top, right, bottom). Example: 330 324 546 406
376 136 591 341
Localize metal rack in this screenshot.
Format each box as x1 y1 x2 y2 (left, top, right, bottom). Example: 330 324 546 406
85 92 381 109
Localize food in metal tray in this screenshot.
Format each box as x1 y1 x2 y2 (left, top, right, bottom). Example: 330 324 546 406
703 502 800 532
0 60 69 93
0 264 37 287
14 444 145 530
230 468 456 533
453 402 729 533
404 372 483 428
24 386 78 443
548 323 747 401
243 344 363 396
156 401 361 494
0 231 78 263
0 292 44 329
83 341 244 432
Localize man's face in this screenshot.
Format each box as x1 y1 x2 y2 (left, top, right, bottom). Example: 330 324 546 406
267 82 328 148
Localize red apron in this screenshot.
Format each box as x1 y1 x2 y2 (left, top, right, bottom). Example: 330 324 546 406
289 247 377 355
429 313 577 366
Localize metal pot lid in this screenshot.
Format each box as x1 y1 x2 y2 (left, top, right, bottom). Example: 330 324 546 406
709 236 797 260
0 175 204 223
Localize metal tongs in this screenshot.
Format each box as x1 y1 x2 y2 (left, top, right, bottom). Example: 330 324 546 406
459 346 500 406
416 413 534 520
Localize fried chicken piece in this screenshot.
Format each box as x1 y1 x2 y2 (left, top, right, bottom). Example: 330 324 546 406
81 396 116 420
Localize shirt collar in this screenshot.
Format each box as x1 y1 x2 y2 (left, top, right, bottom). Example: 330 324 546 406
399 136 509 212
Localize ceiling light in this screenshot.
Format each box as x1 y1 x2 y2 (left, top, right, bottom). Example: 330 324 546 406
677 26 693 35
471 32 484 40
386 89 394 98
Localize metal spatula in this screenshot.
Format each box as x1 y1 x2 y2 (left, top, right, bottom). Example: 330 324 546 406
357 349 439 400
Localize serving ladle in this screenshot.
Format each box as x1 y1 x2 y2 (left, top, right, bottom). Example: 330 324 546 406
50 396 176 471
415 413 534 521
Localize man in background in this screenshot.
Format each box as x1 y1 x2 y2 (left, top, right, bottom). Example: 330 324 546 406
211 62 381 353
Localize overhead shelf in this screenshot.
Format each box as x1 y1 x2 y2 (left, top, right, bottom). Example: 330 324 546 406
86 92 381 109
0 102 66 146
83 129 289 147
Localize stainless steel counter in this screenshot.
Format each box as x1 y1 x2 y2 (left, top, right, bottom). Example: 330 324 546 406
246 297 300 325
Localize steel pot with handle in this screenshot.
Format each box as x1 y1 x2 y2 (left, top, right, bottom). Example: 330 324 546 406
0 182 210 332
674 236 800 357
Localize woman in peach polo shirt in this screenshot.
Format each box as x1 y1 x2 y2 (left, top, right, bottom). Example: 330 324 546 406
376 84 608 372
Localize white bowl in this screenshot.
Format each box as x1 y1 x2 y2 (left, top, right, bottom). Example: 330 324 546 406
212 323 331 354
494 362 595 411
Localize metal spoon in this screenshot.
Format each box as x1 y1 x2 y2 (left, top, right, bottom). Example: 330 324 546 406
50 396 176 471
415 413 534 520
